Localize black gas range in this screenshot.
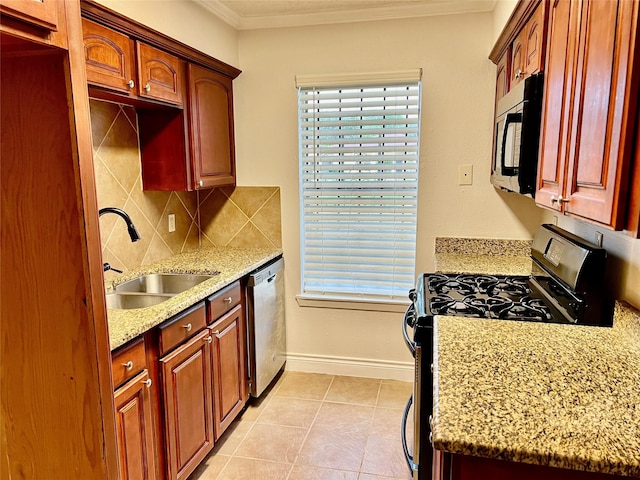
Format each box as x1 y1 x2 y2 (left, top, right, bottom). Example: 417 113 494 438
401 224 611 480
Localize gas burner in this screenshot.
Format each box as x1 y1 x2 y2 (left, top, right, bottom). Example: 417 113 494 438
486 296 514 317
496 296 553 322
485 277 531 297
430 294 486 317
427 274 477 296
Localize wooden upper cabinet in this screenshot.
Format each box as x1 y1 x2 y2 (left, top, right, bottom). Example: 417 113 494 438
82 18 135 94
188 63 236 189
0 0 58 31
537 0 640 229
495 51 510 100
536 0 576 209
136 42 184 105
82 18 183 106
511 3 545 87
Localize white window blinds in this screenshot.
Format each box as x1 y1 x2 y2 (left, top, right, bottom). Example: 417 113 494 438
298 77 421 300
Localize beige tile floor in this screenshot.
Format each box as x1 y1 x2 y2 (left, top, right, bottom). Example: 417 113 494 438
188 371 414 480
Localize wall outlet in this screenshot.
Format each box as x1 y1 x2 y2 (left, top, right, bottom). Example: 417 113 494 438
168 214 176 232
458 165 473 185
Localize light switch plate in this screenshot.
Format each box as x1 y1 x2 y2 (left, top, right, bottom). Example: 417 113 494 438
458 165 473 185
168 214 176 232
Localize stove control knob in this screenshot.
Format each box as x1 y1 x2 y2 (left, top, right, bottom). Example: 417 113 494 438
430 363 434 373
408 289 416 301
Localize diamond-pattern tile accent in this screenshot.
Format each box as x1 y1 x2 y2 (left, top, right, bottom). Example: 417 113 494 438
90 99 282 274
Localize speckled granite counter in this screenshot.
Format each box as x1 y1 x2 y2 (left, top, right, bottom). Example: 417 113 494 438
432 302 640 477
435 253 532 276
107 246 282 351
434 237 532 276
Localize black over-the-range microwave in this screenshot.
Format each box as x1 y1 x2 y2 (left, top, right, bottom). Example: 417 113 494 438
492 72 544 196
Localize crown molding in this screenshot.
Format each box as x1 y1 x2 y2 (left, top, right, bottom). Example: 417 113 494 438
196 0 497 30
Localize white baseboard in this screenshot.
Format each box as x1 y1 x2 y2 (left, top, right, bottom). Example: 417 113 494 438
285 352 414 382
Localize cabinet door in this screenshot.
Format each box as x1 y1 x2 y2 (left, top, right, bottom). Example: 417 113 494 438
161 329 214 480
564 0 638 227
511 32 525 87
82 18 135 95
523 4 544 77
136 42 184 106
511 4 545 88
188 63 236 189
536 0 577 210
495 51 510 100
0 0 58 31
114 370 157 480
210 304 247 439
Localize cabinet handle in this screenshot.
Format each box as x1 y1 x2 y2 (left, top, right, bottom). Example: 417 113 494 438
142 378 152 388
144 83 151 93
183 323 192 332
198 180 204 187
123 361 133 371
551 195 570 206
205 335 213 344
127 80 135 89
224 296 233 304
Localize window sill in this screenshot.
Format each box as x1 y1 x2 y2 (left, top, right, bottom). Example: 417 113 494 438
296 294 409 313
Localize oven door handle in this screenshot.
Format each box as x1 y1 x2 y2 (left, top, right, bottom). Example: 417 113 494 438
403 303 417 357
402 394 419 473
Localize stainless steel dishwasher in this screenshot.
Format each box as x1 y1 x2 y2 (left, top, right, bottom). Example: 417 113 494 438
247 256 285 397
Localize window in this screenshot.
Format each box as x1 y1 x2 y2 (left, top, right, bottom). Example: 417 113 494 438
297 70 422 302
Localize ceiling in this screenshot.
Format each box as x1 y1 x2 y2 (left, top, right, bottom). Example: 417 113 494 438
196 0 497 30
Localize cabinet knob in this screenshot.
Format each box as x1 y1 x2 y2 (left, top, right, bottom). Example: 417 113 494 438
205 335 213 344
212 330 220 336
123 361 133 371
127 80 135 89
144 83 151 93
198 180 204 187
183 323 192 332
142 378 152 388
515 69 524 79
551 195 570 206
224 296 233 304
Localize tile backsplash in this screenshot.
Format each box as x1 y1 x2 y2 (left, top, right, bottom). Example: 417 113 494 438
90 99 281 278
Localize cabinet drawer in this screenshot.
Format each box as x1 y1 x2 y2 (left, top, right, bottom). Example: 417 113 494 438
112 338 146 388
159 302 207 356
207 281 241 322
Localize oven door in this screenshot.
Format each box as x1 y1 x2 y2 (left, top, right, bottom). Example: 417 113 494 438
401 302 432 480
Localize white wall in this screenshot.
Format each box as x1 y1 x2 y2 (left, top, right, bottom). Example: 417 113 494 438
233 13 548 379
94 0 239 66
492 0 519 43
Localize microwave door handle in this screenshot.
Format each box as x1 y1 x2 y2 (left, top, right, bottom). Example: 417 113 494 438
501 112 522 175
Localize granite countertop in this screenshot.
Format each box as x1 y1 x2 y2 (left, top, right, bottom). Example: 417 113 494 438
434 237 532 276
432 302 640 476
435 253 532 276
106 246 282 351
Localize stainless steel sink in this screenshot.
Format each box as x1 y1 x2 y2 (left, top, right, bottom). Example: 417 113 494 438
114 273 218 295
105 292 175 310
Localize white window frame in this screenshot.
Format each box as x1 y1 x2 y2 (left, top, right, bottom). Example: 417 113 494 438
296 70 422 310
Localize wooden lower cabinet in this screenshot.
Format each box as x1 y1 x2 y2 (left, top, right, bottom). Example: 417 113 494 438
435 450 625 480
114 370 157 480
210 304 248 439
160 329 214 480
